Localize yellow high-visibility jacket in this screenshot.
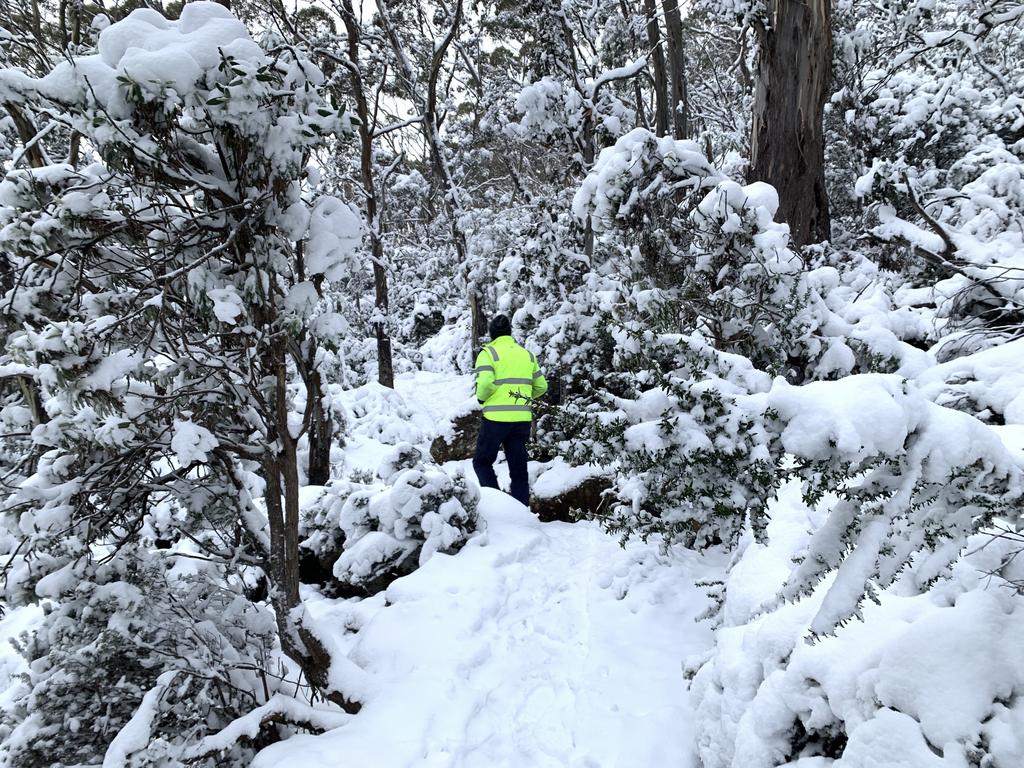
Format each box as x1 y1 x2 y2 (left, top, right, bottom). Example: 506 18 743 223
474 335 548 422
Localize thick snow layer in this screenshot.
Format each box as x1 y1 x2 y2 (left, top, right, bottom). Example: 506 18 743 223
916 338 1024 424
532 457 608 499
0 3 263 117
254 490 718 768
766 372 1018 480
691 480 1024 768
170 419 219 466
574 128 720 226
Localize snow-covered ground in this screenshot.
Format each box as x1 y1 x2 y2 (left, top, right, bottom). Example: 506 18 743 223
249 372 720 767
257 491 717 768
4 368 1021 767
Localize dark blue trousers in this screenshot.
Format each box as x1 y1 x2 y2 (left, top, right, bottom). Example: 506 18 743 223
472 418 531 506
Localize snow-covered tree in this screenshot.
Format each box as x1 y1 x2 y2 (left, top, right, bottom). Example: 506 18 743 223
0 3 363 761
832 0 1024 348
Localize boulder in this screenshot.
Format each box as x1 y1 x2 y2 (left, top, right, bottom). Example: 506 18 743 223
332 544 420 599
532 474 613 523
430 409 480 463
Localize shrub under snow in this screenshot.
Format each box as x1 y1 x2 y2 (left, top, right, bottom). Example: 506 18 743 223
690 481 1024 768
300 444 480 596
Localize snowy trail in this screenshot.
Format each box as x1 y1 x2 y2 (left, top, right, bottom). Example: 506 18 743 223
253 492 717 768
251 371 718 767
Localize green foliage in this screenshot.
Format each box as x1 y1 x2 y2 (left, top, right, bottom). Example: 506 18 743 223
559 292 785 549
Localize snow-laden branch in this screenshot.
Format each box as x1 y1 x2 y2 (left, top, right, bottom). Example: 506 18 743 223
102 671 180 768
180 694 351 763
590 57 648 101
373 115 424 139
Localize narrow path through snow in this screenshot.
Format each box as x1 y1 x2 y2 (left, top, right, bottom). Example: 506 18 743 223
254 492 717 768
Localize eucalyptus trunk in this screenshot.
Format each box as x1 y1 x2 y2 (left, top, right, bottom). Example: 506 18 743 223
643 0 669 136
748 0 832 247
662 0 688 139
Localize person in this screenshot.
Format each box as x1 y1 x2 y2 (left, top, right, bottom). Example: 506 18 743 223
472 314 548 506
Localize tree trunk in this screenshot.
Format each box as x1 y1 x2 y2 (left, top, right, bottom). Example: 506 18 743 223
662 0 687 139
263 340 360 712
305 365 332 486
642 0 669 136
4 102 48 168
614 0 647 128
372 256 395 388
747 0 832 248
378 0 479 369
469 290 486 353
340 0 395 389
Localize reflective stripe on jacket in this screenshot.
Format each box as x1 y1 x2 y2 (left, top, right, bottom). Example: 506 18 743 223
474 335 548 422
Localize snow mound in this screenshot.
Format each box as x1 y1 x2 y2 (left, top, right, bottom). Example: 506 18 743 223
916 338 1024 424
573 127 721 227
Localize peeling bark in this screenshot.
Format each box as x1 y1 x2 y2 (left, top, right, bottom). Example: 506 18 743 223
748 0 832 247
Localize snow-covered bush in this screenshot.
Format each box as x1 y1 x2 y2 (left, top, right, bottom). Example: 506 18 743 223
573 129 818 376
0 2 362 760
799 251 936 381
508 76 585 148
916 338 1024 424
767 374 1021 632
562 326 783 549
2 558 277 768
860 143 1024 342
573 127 722 237
690 481 1024 768
300 444 480 596
832 0 1024 341
561 127 1022 637
683 181 809 375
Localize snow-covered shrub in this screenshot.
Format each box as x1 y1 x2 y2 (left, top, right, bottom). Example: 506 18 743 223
915 339 1024 425
833 0 1024 341
300 444 480 596
769 374 1022 632
573 127 722 238
799 250 936 381
562 325 784 549
508 76 585 148
556 131 800 546
860 143 1024 341
0 1 362 760
683 181 809 375
561 128 1022 637
573 129 820 376
690 481 1024 768
2 556 277 768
